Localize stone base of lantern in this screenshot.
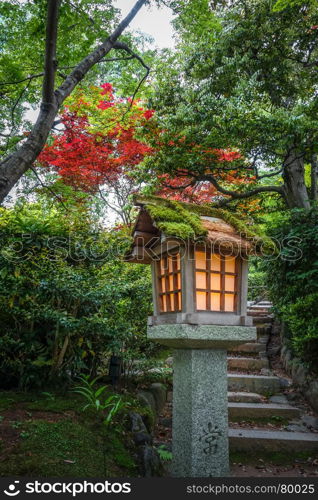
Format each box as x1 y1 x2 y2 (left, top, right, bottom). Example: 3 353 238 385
147 323 256 477
172 348 229 477
147 323 256 350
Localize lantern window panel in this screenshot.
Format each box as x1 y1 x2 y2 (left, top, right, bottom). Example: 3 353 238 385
195 249 239 313
157 253 182 313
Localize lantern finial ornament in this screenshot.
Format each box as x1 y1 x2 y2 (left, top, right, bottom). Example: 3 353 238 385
125 195 268 477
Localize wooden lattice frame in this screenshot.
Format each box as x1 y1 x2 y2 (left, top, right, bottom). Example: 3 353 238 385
194 249 240 312
157 253 182 313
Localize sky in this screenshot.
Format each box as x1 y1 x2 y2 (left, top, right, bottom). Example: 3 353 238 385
114 0 175 49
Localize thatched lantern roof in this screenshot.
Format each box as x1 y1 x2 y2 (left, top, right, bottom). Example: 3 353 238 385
125 195 273 264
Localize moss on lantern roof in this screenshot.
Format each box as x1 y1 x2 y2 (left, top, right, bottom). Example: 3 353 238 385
133 194 275 253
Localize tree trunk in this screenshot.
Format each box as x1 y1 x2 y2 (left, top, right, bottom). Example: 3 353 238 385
310 154 318 202
282 149 311 209
0 103 59 202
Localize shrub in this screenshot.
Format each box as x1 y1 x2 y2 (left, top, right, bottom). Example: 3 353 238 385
0 200 152 388
263 207 318 370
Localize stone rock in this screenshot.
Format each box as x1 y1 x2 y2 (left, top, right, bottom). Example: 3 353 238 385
160 417 172 428
269 395 288 405
301 415 318 430
133 431 152 446
137 390 156 412
305 380 318 413
140 444 163 477
285 423 308 433
283 350 292 372
149 383 167 414
130 412 148 434
260 368 272 376
280 345 287 361
293 365 308 387
167 391 173 402
286 392 298 402
165 356 173 367
278 377 291 388
267 346 281 356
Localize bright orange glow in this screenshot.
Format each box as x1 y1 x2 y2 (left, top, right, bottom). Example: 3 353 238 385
211 293 221 311
158 253 182 313
196 251 206 269
195 250 238 313
211 273 221 291
196 271 207 288
224 294 234 312
225 255 236 273
196 291 207 310
211 254 221 272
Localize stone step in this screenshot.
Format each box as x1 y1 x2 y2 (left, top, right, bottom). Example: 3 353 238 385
229 428 318 453
258 335 269 344
228 391 263 403
256 325 272 335
169 390 265 404
257 301 272 306
228 402 301 420
252 316 273 325
228 357 269 371
229 343 266 354
228 374 283 395
249 305 273 312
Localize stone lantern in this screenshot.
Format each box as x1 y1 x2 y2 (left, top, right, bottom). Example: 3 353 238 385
125 195 266 477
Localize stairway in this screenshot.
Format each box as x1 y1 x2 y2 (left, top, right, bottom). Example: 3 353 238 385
227 301 318 455
157 300 318 470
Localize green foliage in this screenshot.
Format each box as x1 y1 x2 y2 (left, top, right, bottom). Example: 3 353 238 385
272 0 317 12
73 375 125 427
157 445 173 462
248 257 268 301
0 0 155 159
281 294 318 365
0 389 138 476
263 207 318 369
0 195 152 389
149 0 318 209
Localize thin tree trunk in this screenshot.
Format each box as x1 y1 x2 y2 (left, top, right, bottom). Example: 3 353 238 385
0 0 147 204
282 149 311 209
311 154 318 201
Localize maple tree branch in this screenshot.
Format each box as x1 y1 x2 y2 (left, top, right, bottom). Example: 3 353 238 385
256 169 283 180
59 56 136 71
196 173 284 199
161 179 197 190
10 80 32 132
113 41 150 104
66 0 95 26
29 166 68 211
0 73 45 86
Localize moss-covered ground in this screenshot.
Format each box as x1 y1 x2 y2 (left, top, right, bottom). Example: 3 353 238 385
0 390 138 477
